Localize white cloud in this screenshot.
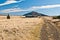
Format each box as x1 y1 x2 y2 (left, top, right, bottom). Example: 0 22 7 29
0 0 25 6
26 4 60 11
0 8 28 13
31 4 60 9
1 4 60 13
22 4 60 11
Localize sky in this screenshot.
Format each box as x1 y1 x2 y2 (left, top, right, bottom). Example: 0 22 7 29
0 0 60 16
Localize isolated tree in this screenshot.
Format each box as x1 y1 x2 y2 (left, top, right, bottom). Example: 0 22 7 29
7 14 10 19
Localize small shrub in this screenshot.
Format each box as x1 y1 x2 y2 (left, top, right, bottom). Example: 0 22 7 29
7 14 10 19
53 17 57 19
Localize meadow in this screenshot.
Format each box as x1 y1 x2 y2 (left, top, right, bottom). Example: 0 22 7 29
0 16 60 40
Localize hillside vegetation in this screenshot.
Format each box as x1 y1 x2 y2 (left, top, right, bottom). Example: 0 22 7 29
53 15 60 19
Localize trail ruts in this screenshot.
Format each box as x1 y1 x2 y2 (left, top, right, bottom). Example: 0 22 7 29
40 18 60 40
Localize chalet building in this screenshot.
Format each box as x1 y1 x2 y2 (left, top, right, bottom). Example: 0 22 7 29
23 11 47 18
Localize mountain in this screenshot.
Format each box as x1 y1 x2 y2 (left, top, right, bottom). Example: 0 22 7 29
0 14 6 16
23 11 48 17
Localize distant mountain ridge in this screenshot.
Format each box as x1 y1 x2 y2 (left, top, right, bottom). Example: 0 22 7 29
0 11 48 16
23 11 48 16
0 14 6 16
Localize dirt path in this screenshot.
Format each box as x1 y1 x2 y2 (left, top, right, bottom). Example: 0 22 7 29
40 18 60 40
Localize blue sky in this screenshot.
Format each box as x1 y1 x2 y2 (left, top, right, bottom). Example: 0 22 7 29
0 0 60 16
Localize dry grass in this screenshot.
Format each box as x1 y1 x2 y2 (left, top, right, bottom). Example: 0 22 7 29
0 16 44 40
0 16 60 40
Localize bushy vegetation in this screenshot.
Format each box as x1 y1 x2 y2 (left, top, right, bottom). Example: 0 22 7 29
53 15 60 19
57 15 60 19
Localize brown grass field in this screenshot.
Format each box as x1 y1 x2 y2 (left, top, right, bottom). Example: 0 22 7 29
0 16 60 40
